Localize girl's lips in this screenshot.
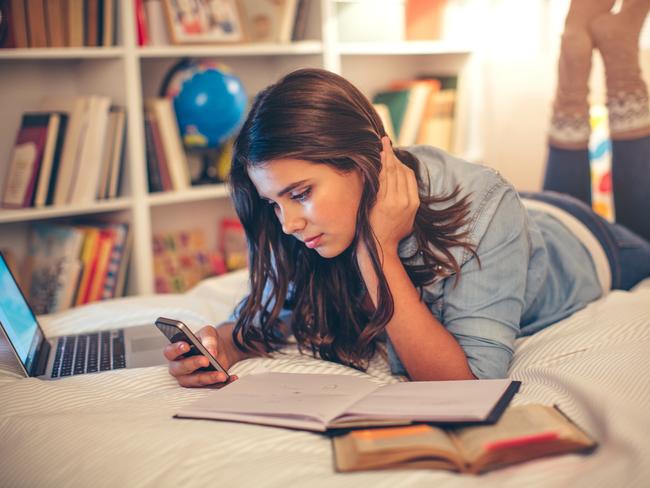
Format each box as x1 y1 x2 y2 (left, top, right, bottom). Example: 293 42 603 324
304 234 323 249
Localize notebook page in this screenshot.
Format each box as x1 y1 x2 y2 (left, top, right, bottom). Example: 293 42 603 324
339 379 512 422
178 372 380 424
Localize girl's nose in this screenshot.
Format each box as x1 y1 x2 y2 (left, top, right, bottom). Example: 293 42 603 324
280 208 306 235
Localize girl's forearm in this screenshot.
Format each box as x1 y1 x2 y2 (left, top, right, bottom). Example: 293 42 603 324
215 322 265 369
357 246 476 381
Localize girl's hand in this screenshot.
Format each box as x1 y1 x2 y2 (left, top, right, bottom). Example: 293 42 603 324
163 325 238 388
366 136 419 254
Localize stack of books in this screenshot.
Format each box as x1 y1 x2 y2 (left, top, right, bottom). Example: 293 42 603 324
1 98 126 209
143 98 191 193
22 221 131 315
1 0 118 49
372 76 458 153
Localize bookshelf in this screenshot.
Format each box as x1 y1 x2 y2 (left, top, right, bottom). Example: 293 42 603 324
0 0 479 300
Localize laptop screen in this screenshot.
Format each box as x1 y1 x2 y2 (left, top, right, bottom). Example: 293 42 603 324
0 253 44 374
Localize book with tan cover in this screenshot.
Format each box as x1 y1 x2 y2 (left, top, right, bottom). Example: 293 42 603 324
67 0 84 46
25 0 47 47
333 404 596 474
9 0 29 47
44 0 67 47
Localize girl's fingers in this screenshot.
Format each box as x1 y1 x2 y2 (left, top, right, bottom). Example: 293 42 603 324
406 166 419 209
378 145 388 199
163 341 188 361
178 370 227 388
168 355 207 377
382 138 399 197
178 372 237 389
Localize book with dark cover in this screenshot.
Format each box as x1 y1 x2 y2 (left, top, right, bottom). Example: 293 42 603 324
34 113 68 207
2 113 51 208
0 0 14 47
144 114 163 192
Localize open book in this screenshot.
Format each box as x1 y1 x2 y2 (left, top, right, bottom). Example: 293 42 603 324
175 372 519 432
333 404 596 473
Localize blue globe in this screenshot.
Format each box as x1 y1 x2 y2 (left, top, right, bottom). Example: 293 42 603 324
166 61 247 148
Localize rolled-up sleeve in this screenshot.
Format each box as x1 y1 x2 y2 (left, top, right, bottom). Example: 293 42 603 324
442 189 529 379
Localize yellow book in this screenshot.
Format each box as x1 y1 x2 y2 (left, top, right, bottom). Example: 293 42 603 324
333 404 596 474
86 229 114 303
74 227 100 306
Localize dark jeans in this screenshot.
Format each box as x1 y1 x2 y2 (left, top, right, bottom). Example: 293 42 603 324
544 135 650 243
521 191 650 290
541 135 650 290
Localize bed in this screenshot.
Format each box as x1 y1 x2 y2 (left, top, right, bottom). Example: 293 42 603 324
1 270 649 487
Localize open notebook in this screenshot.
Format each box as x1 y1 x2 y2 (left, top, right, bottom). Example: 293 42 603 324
175 372 520 432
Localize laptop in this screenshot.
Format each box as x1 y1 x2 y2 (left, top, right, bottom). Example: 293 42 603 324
0 252 168 379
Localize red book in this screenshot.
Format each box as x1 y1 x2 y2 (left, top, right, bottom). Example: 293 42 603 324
86 228 116 303
135 0 148 46
2 113 51 208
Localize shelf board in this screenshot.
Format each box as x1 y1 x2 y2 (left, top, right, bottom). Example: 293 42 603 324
137 40 324 58
0 198 133 224
0 47 125 60
337 41 474 56
147 184 230 206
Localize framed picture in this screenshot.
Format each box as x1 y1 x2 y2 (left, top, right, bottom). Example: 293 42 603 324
161 0 246 44
239 0 300 44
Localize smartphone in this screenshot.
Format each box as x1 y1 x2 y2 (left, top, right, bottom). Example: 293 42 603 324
155 317 229 378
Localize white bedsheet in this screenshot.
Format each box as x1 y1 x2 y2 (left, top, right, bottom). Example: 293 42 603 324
1 271 649 488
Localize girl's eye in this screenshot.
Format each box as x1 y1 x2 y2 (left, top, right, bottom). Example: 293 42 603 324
291 188 311 202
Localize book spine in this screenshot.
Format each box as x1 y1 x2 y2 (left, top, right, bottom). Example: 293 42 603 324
86 229 114 303
45 0 67 47
25 0 48 47
291 0 309 41
85 0 98 47
100 223 127 299
149 114 173 191
33 114 61 207
46 114 68 205
9 0 28 48
67 0 84 47
106 108 126 198
135 0 148 46
2 113 50 209
74 227 100 306
144 115 163 192
101 0 114 46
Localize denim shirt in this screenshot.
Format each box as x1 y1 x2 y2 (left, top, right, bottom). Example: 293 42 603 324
383 146 601 379
229 146 602 380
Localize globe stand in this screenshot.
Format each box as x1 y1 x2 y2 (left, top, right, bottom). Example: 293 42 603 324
188 147 223 185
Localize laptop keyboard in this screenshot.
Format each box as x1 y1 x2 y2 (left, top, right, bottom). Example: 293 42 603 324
51 330 126 378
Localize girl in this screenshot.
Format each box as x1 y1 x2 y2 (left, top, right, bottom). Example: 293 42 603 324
164 1 650 387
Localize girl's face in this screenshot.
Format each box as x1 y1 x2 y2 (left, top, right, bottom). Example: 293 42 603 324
248 158 364 258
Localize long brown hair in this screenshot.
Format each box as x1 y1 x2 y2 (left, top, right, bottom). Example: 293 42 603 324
229 68 475 370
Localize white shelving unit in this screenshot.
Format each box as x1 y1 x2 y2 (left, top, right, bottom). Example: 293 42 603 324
0 0 478 298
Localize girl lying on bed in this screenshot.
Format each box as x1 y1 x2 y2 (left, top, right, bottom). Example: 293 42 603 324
164 0 650 387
